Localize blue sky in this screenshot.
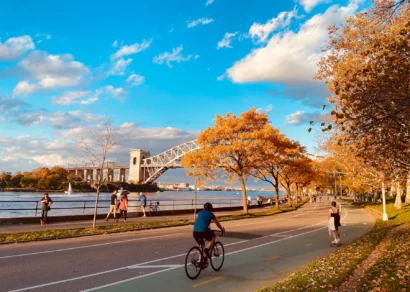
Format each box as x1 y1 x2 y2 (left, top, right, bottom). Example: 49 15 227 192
0 0 368 183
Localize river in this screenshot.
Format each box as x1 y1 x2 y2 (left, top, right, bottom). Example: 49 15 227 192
0 190 282 217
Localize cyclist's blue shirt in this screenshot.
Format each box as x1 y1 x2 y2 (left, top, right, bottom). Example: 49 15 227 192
193 210 216 232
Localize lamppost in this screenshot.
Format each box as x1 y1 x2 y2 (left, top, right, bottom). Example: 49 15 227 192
381 176 388 221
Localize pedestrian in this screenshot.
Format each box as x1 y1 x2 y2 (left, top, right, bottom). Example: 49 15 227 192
139 192 147 217
247 195 252 206
118 192 128 223
316 187 322 202
39 193 53 225
328 201 341 246
105 190 118 221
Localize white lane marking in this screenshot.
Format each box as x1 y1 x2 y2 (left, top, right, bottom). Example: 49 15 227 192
0 233 186 260
128 265 182 269
10 208 337 292
2 202 316 260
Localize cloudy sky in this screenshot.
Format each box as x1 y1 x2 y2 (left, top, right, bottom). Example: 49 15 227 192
0 0 368 183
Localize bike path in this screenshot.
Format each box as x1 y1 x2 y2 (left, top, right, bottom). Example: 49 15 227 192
84 203 374 292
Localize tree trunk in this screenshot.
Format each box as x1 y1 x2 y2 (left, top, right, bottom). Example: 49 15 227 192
406 172 410 204
239 176 248 214
286 183 292 206
92 188 100 228
395 180 402 209
274 185 280 209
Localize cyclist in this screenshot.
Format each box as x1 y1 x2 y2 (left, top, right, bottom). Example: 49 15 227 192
193 202 225 259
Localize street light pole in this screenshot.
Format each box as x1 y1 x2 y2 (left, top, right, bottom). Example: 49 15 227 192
382 179 388 221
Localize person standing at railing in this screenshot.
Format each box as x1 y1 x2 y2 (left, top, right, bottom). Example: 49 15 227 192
105 190 118 222
118 192 128 223
139 192 147 217
39 193 53 225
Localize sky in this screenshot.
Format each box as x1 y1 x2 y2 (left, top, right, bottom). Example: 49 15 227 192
0 0 369 184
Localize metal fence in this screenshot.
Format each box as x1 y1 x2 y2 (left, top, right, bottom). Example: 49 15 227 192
0 198 253 217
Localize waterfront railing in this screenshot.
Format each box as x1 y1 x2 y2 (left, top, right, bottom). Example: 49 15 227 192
0 198 253 217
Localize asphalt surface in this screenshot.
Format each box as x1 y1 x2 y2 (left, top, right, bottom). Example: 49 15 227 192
0 201 375 292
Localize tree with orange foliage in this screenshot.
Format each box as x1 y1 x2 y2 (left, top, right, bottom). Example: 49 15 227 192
315 0 410 171
251 127 311 208
182 108 269 214
279 147 313 206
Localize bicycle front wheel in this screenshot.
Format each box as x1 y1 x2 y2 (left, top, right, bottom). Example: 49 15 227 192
210 241 225 271
185 246 203 280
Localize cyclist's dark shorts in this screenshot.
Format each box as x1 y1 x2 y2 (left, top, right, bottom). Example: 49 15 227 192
193 230 215 244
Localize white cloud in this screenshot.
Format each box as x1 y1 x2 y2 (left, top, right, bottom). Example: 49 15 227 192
12 81 38 97
110 39 152 61
108 58 133 76
285 110 323 125
227 2 362 85
112 40 118 48
48 110 105 129
256 104 273 114
299 0 331 12
53 91 90 105
187 18 214 28
80 89 101 105
126 74 145 87
0 35 35 61
32 154 66 166
216 74 225 81
13 51 90 96
217 32 238 49
105 85 126 99
249 8 297 43
153 46 198 68
205 0 214 5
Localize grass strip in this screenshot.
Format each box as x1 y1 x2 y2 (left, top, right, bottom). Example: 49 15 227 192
0 198 309 244
257 201 410 292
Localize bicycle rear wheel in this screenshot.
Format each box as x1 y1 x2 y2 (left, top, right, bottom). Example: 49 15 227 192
185 246 203 280
210 241 224 271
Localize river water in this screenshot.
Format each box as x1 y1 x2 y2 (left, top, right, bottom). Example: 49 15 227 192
0 190 282 218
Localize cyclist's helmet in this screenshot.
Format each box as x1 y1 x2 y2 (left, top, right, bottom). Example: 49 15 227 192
203 202 213 211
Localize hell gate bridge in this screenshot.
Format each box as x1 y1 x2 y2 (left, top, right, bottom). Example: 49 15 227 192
64 140 321 184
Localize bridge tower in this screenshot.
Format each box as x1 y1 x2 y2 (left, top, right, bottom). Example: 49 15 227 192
128 149 151 183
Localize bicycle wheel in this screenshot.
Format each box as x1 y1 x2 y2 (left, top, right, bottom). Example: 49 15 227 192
185 246 203 280
149 206 155 216
210 241 225 271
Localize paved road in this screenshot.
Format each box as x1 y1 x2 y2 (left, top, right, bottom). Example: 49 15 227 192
0 201 374 292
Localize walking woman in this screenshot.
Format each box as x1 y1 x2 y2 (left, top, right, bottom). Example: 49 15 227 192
118 192 128 223
39 193 53 225
328 201 341 245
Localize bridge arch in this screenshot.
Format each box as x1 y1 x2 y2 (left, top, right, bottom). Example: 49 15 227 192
133 140 322 184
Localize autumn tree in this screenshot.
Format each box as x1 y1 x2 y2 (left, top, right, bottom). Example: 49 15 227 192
183 108 269 214
315 0 410 172
74 119 118 228
279 145 313 206
251 126 300 208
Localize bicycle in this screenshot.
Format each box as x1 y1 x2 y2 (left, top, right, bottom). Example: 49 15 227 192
148 201 160 216
184 230 225 280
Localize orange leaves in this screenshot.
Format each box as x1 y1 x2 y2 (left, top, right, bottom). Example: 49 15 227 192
316 2 410 171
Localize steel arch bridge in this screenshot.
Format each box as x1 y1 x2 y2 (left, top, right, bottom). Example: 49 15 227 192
141 140 199 184
140 139 323 184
